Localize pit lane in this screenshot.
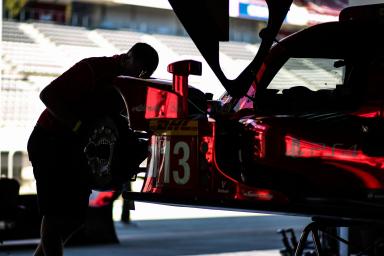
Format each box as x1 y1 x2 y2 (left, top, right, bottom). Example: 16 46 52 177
1 211 310 256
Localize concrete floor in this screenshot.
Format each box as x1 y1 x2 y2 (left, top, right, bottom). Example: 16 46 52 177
1 215 311 256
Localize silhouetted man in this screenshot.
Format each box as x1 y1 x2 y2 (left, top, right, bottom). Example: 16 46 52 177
27 43 159 256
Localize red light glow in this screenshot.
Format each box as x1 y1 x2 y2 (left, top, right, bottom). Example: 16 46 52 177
327 162 382 189
145 87 179 118
285 135 384 168
88 191 115 208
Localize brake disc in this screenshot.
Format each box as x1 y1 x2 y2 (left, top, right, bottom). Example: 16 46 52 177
84 124 118 189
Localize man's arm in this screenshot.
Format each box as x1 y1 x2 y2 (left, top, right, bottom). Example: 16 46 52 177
40 56 124 132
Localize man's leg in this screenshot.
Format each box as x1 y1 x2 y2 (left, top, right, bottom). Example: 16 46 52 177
34 215 85 256
39 216 64 256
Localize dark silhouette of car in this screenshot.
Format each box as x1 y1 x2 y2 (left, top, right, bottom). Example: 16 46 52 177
88 1 384 254
118 0 384 221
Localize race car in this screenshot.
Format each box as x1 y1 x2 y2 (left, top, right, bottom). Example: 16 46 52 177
113 1 384 220
83 1 384 255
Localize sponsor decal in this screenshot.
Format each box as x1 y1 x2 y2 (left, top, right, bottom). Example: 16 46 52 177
150 119 198 136
131 104 146 112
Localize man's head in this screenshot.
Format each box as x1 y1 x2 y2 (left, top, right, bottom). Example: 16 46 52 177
120 43 159 78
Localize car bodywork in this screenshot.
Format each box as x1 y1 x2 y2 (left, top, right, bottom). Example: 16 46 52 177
113 1 384 224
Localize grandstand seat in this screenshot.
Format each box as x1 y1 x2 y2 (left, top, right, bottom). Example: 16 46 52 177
2 41 65 75
2 21 35 43
33 22 97 47
58 45 112 64
269 58 342 91
154 34 201 56
219 41 258 61
96 29 144 52
0 79 43 128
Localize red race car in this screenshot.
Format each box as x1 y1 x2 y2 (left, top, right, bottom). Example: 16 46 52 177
114 1 384 219
85 1 384 255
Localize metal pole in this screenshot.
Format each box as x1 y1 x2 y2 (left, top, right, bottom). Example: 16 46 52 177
295 222 315 256
8 150 15 178
0 150 2 177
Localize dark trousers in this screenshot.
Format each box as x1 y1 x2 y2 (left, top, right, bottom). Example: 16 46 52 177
27 125 91 218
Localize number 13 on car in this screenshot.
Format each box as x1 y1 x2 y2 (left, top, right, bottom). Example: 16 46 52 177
144 120 199 191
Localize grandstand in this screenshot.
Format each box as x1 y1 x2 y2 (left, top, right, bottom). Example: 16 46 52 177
33 23 97 47
1 21 344 128
220 41 257 61
95 29 145 52
3 41 65 75
269 58 342 91
2 21 35 43
154 34 201 57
